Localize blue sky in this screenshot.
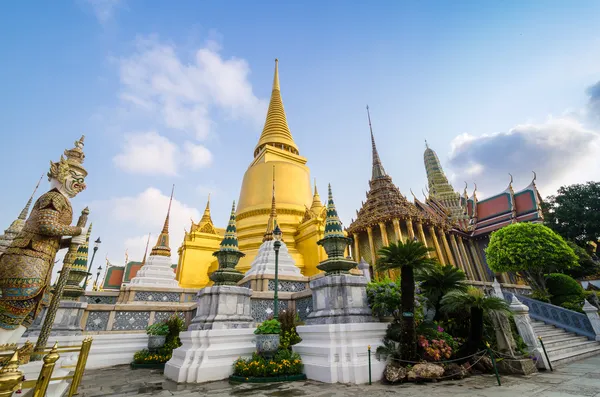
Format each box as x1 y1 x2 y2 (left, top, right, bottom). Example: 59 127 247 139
1 0 600 282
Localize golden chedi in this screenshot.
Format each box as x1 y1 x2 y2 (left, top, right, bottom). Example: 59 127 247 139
177 60 326 289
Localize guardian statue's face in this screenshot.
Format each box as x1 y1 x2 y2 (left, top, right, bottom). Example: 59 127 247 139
63 169 86 198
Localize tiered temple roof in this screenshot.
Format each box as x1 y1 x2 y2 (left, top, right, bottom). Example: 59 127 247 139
347 108 420 234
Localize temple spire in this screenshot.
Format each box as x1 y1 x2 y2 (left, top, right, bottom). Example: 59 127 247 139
367 105 387 180
254 59 299 157
151 185 174 257
200 193 212 224
263 167 278 242
323 184 345 239
142 233 151 264
19 175 43 220
310 178 324 212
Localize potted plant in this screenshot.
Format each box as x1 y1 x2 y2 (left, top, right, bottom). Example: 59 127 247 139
254 319 281 358
146 322 169 351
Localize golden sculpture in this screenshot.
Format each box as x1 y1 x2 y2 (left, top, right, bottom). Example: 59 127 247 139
176 60 327 289
0 136 89 343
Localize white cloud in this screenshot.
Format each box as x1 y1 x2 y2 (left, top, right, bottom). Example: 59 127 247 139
113 131 179 175
113 132 213 175
447 116 600 199
117 37 266 140
94 187 200 262
85 0 121 24
183 142 213 169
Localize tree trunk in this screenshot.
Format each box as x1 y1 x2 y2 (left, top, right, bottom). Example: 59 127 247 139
400 265 416 361
465 306 484 357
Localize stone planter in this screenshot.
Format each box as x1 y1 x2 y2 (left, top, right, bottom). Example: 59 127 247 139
148 335 166 351
256 334 280 358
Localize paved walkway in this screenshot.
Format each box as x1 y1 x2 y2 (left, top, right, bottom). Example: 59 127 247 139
78 355 600 396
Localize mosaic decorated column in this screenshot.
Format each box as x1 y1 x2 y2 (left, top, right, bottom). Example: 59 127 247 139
440 232 456 267
457 237 475 280
378 222 388 246
416 221 431 258
392 218 403 244
429 226 445 265
468 240 486 281
366 226 376 271
449 234 465 272
352 233 360 262
405 218 416 240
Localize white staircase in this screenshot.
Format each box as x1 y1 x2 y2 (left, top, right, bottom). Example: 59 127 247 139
532 319 600 366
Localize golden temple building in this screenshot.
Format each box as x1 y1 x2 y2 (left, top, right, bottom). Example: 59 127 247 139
176 60 328 289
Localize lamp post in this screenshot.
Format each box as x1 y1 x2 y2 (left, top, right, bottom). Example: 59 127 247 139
273 224 282 318
83 237 101 290
93 265 102 291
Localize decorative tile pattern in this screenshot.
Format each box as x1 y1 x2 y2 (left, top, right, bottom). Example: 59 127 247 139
85 311 110 331
251 299 289 323
85 295 118 305
134 291 180 303
112 311 150 331
240 281 251 289
153 311 185 324
504 292 595 339
267 280 306 293
295 296 313 321
183 293 197 302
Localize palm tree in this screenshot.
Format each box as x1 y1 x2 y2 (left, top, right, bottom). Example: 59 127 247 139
416 264 468 321
441 286 511 357
377 239 437 361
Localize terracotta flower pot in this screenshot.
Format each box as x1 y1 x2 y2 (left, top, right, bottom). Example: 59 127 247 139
256 334 280 358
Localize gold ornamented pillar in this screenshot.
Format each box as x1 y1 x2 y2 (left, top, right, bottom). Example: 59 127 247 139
416 221 431 258
440 232 456 267
378 222 389 246
392 218 403 244
352 233 361 262
468 240 486 281
449 234 465 272
458 237 475 280
429 225 445 265
406 218 416 240
367 227 377 276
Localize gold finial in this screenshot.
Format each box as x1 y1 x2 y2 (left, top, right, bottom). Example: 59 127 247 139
142 233 151 264
314 178 318 195
272 58 280 91
425 139 429 149
367 105 386 180
254 58 298 157
263 166 278 242
150 185 174 257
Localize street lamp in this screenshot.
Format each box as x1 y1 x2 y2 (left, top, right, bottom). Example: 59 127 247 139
93 265 102 291
273 224 282 319
83 237 101 289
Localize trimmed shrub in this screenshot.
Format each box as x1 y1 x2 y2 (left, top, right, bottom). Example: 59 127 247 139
546 273 585 311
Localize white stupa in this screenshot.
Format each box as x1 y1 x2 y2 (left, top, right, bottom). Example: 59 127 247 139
130 185 180 288
245 173 301 277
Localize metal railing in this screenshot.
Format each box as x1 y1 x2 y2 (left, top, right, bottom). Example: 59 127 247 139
503 292 596 340
0 337 93 396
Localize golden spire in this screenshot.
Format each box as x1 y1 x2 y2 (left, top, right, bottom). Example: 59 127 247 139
142 233 151 264
310 178 324 212
151 185 174 257
254 59 299 157
18 174 43 220
263 167 278 242
199 193 212 224
367 105 387 180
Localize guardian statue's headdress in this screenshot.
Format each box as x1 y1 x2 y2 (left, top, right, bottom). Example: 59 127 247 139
48 135 87 182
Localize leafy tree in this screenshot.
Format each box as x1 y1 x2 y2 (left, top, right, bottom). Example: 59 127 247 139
543 182 600 246
377 239 437 361
563 241 600 280
441 287 511 357
485 223 578 292
416 264 468 321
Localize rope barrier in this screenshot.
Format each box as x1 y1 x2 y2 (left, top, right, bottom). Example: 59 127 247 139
385 349 488 365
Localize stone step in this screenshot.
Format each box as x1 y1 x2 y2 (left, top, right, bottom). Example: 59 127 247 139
539 332 580 343
532 323 557 331
536 329 570 338
542 335 590 349
546 340 599 357
549 344 600 367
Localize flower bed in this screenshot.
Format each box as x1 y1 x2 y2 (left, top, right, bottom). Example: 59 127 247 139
229 374 307 383
232 350 303 379
131 313 185 369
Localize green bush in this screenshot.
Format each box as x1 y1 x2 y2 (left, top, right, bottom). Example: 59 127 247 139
278 310 302 350
254 319 281 335
366 278 402 318
146 322 169 336
546 273 585 311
